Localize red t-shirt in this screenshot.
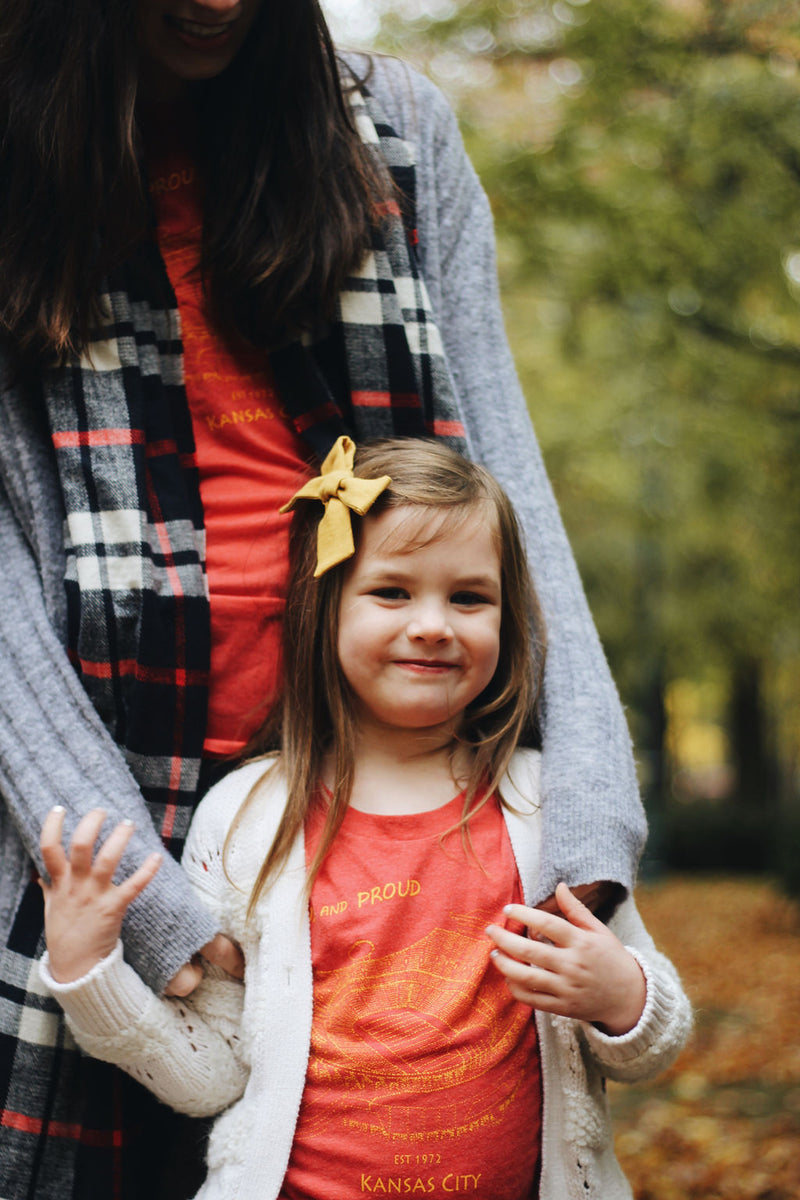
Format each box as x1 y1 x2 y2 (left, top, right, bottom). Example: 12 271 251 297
146 107 311 756
282 792 542 1200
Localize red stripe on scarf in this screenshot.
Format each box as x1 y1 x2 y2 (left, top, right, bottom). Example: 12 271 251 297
73 657 138 678
427 418 466 438
146 439 197 472
351 391 421 409
375 199 402 218
51 429 145 449
293 400 341 433
74 657 207 687
1 1110 132 1146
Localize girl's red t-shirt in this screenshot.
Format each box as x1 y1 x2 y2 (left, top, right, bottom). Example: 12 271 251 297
282 792 543 1200
146 108 311 757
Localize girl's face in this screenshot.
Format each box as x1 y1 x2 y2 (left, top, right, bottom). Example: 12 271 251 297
337 505 503 745
136 0 264 99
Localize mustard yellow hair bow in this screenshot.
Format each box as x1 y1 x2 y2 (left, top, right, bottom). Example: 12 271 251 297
280 436 392 577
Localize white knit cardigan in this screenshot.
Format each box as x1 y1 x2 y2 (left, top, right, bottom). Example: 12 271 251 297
41 750 692 1200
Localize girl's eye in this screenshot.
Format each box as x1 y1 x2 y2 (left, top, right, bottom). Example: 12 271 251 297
451 591 490 606
370 587 409 601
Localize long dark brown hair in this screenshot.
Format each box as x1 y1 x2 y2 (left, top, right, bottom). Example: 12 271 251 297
0 0 387 362
234 439 547 915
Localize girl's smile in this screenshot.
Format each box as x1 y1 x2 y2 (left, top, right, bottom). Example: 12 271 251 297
337 504 502 746
395 659 457 671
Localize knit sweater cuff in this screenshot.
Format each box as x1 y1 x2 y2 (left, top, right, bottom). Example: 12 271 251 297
579 946 680 1068
39 942 155 1041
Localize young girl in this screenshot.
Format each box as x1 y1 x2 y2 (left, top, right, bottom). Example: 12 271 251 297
38 438 691 1200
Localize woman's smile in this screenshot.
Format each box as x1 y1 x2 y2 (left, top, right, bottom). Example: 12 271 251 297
164 15 238 46
137 0 264 98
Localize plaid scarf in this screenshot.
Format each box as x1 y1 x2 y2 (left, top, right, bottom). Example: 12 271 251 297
1 85 468 1199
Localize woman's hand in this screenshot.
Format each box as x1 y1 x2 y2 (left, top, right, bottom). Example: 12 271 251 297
40 807 162 984
536 879 622 923
164 934 245 997
486 882 647 1036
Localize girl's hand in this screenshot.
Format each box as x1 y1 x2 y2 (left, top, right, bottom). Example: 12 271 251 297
40 807 162 985
486 882 647 1036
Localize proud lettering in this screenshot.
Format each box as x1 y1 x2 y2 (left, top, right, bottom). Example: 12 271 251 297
357 880 421 908
150 168 195 195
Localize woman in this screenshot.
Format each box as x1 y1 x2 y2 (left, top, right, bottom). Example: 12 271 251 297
0 1 646 1197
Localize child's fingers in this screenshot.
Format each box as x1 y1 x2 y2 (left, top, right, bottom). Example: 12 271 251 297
486 922 562 973
68 809 108 875
489 947 559 1008
115 851 162 907
92 820 137 884
553 881 606 933
39 806 68 883
489 941 598 1014
503 886 606 945
500 903 578 948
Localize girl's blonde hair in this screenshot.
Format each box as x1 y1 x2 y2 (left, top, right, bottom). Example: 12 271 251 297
232 438 546 916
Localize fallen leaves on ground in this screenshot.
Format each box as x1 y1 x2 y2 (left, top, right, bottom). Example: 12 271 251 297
609 876 800 1199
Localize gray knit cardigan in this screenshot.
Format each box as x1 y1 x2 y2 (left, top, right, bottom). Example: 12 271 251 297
0 55 645 996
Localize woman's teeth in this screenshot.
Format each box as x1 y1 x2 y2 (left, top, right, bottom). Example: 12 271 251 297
170 18 234 38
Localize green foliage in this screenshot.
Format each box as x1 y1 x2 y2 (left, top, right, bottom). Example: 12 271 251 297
378 0 800 839
488 4 800 687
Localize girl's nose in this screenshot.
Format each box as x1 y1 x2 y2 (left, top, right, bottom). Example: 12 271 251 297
407 602 453 642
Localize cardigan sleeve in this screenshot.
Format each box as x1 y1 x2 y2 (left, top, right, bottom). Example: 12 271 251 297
39 941 248 1118
36 784 252 1118
360 54 648 903
0 392 219 993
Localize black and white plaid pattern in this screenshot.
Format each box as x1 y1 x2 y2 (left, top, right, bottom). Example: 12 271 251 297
0 84 469 1199
46 239 210 852
271 86 468 455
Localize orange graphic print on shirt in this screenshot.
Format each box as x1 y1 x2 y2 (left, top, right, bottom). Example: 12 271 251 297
282 792 542 1200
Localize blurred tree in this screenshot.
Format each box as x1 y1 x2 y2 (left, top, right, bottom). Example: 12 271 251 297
377 0 800 868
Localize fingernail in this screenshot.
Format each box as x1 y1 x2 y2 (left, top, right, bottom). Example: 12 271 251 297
122 819 134 827
52 805 65 814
